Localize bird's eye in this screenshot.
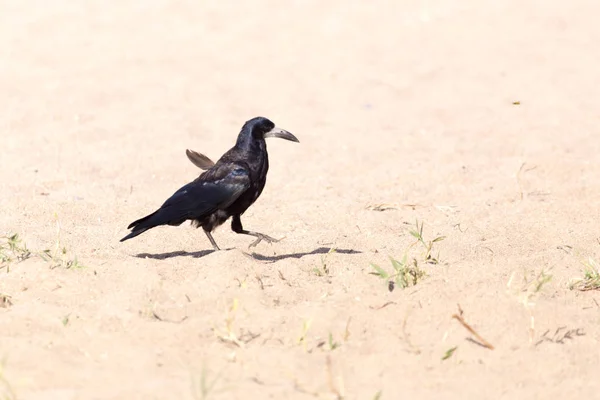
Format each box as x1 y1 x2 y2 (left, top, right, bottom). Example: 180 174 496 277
231 168 246 176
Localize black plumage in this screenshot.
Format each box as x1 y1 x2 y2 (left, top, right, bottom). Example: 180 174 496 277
120 117 299 250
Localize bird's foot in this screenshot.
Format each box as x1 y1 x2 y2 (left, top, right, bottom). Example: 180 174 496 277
248 233 282 248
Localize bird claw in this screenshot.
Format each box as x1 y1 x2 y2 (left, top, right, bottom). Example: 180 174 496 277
248 234 282 248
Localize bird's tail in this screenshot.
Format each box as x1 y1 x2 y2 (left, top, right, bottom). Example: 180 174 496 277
120 210 164 242
120 180 221 243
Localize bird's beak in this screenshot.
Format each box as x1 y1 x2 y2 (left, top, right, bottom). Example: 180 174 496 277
263 127 299 143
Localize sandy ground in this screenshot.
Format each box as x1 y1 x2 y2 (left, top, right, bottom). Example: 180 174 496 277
1 1 600 399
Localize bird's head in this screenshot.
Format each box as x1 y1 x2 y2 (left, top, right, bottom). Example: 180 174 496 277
242 117 299 143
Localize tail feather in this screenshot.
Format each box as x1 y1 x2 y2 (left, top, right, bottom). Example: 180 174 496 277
120 209 179 242
119 226 151 242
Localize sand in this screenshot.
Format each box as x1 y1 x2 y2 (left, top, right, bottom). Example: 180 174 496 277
1 1 600 399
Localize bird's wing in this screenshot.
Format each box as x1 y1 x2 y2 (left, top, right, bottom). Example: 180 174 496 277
185 149 215 170
161 165 250 219
121 166 250 240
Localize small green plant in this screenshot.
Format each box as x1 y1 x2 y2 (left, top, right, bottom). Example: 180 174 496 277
213 298 243 347
507 268 553 345
328 333 340 351
39 247 84 270
371 253 425 290
297 319 312 351
569 257 600 291
514 268 553 307
442 346 458 360
0 228 83 271
371 220 445 291
38 218 84 269
409 220 445 264
0 233 32 269
530 269 553 294
313 248 336 277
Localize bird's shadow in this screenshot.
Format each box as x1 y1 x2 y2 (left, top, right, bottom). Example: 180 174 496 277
135 249 218 260
134 246 361 261
248 247 361 262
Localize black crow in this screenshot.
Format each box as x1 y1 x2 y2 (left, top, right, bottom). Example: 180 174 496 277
120 116 299 250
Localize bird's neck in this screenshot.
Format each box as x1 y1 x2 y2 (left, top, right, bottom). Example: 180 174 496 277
235 136 267 155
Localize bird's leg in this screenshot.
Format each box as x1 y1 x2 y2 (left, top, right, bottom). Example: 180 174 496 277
204 229 220 251
231 215 279 248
